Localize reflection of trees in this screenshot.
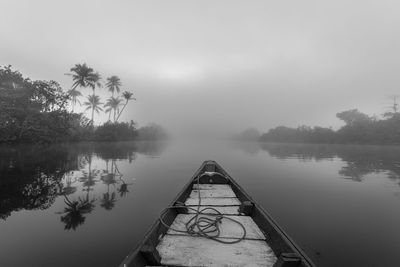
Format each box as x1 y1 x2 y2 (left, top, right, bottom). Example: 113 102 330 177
118 179 130 197
0 145 77 220
260 143 400 183
100 160 119 210
0 141 162 222
232 141 261 155
94 142 138 162
58 154 98 230
100 191 116 210
99 160 133 209
79 155 98 193
260 143 335 162
61 173 77 196
59 195 95 230
134 141 167 158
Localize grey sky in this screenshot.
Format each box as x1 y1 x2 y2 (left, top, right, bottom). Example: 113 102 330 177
1 0 399 135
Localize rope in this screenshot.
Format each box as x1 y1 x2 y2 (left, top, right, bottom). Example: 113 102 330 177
159 172 246 244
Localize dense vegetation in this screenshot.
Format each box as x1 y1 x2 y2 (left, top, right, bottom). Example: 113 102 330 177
0 65 167 143
259 109 400 145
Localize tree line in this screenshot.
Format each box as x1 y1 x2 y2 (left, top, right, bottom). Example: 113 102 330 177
0 64 167 143
259 108 400 145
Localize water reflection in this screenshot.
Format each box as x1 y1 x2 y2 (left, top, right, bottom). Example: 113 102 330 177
231 141 261 155
0 141 166 230
60 195 95 230
259 142 400 183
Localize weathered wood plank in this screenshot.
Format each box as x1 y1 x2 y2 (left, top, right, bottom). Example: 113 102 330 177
157 235 277 267
167 214 266 240
189 188 236 198
186 205 240 215
185 197 241 206
193 184 233 190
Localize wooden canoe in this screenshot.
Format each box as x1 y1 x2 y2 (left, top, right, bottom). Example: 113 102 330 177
119 160 315 267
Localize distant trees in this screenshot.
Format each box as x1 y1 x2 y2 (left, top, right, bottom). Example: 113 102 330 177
106 75 121 96
335 109 374 143
94 121 136 141
67 88 82 112
104 97 122 122
136 123 168 140
260 126 336 143
65 63 138 136
67 63 135 126
336 109 371 126
116 91 136 122
69 63 101 92
68 63 102 125
84 95 103 125
259 108 400 145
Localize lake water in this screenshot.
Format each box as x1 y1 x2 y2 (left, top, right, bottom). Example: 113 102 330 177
1 140 400 267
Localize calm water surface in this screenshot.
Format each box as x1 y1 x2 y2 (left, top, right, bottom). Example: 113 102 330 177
1 141 400 267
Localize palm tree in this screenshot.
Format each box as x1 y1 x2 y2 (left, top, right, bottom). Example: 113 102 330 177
104 97 123 122
84 95 103 125
116 91 136 122
106 76 121 96
87 72 102 95
69 63 98 90
67 88 82 112
68 63 102 122
104 98 113 122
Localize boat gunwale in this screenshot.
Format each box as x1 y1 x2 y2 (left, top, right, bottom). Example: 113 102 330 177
118 160 316 267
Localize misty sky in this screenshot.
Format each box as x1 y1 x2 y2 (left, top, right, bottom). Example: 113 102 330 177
1 0 399 136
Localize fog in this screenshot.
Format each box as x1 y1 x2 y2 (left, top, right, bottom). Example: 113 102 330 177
1 0 399 137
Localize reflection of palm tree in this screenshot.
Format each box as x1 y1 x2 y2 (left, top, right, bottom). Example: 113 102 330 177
101 160 119 186
61 172 77 196
100 191 116 210
79 155 98 193
118 178 130 197
100 160 119 210
59 195 95 230
58 154 100 230
114 163 133 197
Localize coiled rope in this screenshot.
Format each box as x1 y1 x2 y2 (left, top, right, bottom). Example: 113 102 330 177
159 172 246 244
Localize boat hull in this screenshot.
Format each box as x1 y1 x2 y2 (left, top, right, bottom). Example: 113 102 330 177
119 160 315 267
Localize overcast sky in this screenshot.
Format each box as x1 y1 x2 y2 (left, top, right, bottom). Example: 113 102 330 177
1 0 399 136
